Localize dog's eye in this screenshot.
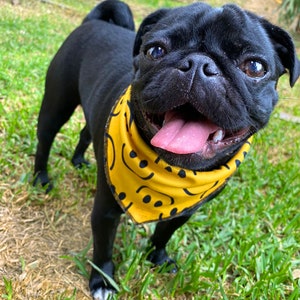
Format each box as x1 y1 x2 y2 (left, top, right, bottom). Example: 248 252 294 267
146 46 166 60
240 60 267 78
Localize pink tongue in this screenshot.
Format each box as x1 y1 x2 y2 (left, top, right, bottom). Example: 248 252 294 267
150 111 219 154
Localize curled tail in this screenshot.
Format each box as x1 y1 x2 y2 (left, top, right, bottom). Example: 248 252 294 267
82 0 135 31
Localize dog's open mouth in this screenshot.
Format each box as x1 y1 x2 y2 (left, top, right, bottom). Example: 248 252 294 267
148 104 250 155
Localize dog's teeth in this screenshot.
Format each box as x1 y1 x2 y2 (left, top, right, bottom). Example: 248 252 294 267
213 129 225 143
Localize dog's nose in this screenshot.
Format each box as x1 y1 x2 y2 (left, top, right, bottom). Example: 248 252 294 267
178 54 220 77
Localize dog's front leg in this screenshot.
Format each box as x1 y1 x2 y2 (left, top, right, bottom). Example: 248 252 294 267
89 186 123 299
147 214 193 272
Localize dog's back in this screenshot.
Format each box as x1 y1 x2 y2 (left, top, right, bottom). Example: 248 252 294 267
34 0 135 188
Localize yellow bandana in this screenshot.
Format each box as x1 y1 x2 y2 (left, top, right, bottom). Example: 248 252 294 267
105 86 253 224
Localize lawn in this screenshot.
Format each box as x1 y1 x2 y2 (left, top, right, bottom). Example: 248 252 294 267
0 0 299 299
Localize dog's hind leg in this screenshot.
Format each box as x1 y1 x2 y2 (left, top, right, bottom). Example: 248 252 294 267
147 214 193 272
33 89 79 192
71 124 91 168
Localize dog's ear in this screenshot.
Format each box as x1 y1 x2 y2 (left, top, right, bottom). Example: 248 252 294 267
133 9 170 57
259 18 300 87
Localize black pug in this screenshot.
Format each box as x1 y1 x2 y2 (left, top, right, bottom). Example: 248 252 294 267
33 0 300 298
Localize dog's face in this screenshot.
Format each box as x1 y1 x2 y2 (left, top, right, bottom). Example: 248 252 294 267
131 3 299 170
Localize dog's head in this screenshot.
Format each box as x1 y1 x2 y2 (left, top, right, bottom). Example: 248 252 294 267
131 3 300 170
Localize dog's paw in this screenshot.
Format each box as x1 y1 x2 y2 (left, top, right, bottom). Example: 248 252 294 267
71 155 90 169
90 262 117 299
32 171 53 193
92 288 115 300
147 247 178 273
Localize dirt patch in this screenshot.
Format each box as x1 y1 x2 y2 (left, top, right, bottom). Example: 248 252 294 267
0 183 92 299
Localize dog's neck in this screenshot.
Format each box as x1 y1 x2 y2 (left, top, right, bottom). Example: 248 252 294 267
104 86 253 224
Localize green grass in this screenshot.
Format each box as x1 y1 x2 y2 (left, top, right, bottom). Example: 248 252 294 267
1 277 13 300
0 0 300 299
